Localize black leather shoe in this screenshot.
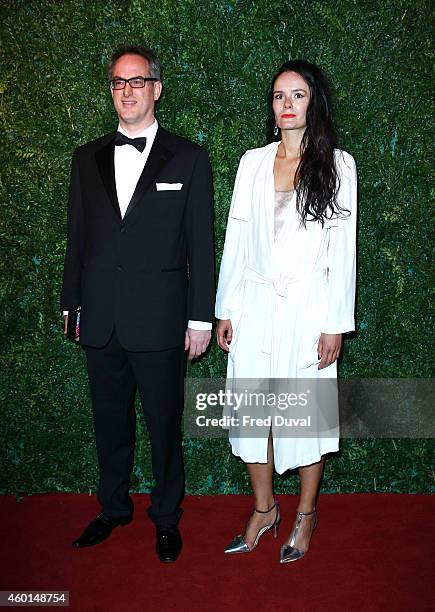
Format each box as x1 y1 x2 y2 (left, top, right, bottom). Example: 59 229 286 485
72 513 132 548
155 525 182 563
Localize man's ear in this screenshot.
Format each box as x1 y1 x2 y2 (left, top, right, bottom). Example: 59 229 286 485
154 81 163 102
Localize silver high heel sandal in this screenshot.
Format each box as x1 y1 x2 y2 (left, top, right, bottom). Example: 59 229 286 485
279 508 317 563
224 501 281 554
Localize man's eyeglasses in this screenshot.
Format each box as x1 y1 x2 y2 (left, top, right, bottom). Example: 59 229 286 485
109 76 158 90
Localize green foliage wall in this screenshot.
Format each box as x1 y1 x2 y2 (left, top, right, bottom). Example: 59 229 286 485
1 0 433 495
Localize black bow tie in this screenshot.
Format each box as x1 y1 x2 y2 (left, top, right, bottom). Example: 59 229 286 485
114 132 147 153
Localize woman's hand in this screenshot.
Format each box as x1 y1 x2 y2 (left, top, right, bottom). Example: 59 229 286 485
317 333 342 369
217 319 233 352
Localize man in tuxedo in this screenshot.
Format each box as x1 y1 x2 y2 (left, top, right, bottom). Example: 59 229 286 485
60 46 214 562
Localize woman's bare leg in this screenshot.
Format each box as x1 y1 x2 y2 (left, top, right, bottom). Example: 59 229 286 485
242 435 279 548
283 457 324 551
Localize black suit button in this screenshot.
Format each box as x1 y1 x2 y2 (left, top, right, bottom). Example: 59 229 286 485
120 226 126 233
116 265 123 272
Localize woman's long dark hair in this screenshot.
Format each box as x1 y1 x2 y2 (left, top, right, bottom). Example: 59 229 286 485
267 59 346 226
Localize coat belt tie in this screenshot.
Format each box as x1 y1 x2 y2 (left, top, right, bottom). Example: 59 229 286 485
243 266 327 356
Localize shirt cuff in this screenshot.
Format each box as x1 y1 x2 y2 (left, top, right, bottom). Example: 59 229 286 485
62 311 68 316
188 320 212 331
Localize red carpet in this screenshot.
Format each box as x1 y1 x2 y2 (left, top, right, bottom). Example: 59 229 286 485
0 493 433 611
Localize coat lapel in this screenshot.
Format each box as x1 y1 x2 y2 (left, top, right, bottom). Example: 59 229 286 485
123 128 173 219
95 133 121 219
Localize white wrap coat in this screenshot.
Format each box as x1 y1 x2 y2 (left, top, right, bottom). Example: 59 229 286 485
215 142 357 472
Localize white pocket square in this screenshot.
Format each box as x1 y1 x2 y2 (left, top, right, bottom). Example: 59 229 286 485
156 182 183 191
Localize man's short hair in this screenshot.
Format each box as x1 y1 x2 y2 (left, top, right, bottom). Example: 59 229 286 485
107 45 162 81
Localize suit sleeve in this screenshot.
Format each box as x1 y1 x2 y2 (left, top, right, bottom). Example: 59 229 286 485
215 153 250 320
60 150 84 311
185 148 215 323
322 152 358 334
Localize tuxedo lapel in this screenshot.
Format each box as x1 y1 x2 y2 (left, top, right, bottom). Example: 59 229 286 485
123 129 173 219
95 134 121 219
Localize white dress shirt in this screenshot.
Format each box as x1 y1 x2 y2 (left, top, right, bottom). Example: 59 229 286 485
64 120 212 331
115 120 158 218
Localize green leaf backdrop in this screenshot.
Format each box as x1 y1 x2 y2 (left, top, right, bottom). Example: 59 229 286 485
1 0 433 495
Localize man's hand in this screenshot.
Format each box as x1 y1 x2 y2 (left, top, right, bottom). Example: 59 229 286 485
63 313 80 342
185 328 211 360
317 333 342 369
216 319 233 353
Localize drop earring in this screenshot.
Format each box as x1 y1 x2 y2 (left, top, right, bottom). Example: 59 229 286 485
274 125 279 137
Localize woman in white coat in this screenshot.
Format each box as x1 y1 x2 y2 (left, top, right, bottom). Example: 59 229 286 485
216 60 357 563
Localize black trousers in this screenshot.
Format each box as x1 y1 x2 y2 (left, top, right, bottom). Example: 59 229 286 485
84 329 185 526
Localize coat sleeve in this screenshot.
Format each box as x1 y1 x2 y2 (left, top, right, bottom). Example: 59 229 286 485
60 149 85 311
185 148 216 323
215 153 251 320
322 151 358 334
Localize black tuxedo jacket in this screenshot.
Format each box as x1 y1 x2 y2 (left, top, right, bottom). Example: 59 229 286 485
60 125 215 351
